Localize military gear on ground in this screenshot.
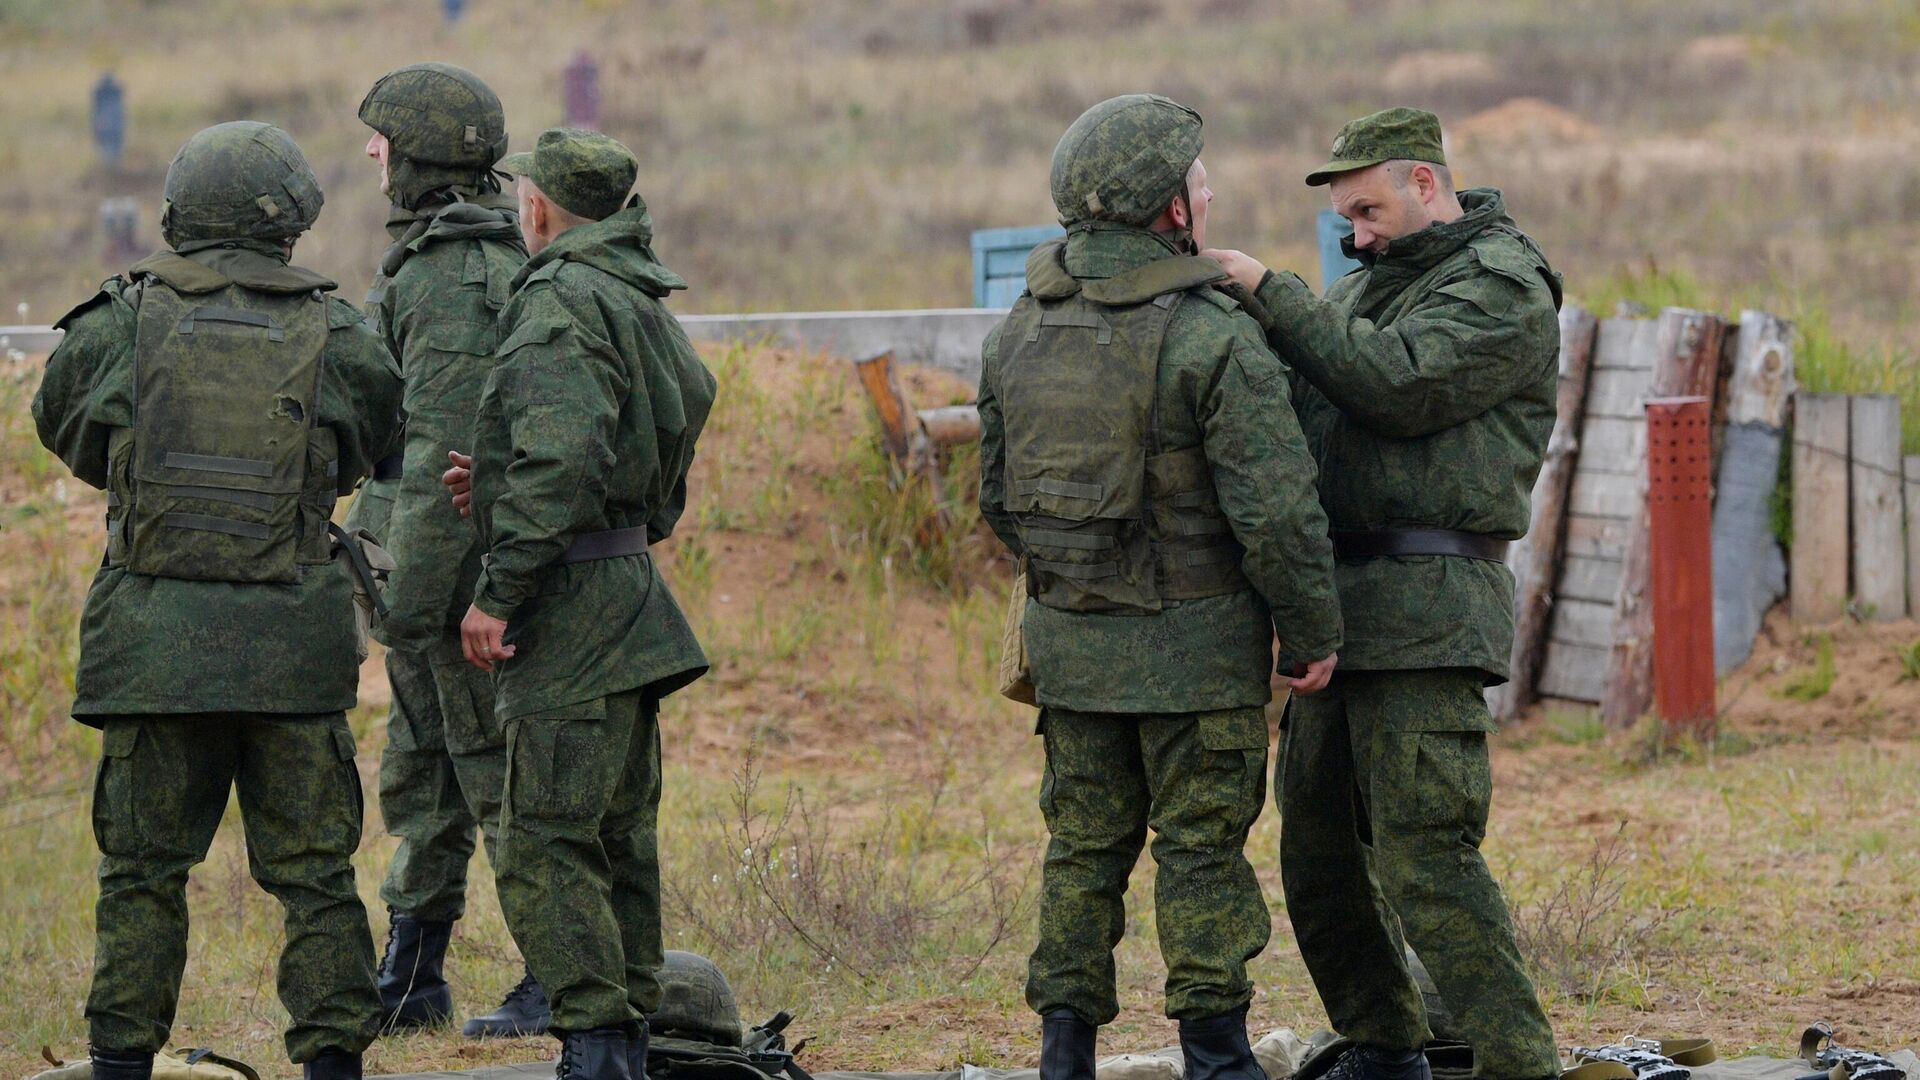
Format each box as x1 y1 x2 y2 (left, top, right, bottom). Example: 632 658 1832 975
1050 95 1202 227
82 713 380 1061
1041 1010 1097 1080
36 244 401 720
654 951 744 1046
1251 188 1559 684
360 63 508 211
498 128 639 222
1178 1007 1264 1080
375 911 454 1031
646 1009 812 1080
160 122 322 248
1305 107 1448 187
1798 1026 1896 1080
1402 947 1460 1043
302 1049 362 1080
1568 1040 1718 1080
32 1047 262 1080
1025 706 1269 1024
464 968 553 1038
555 1026 635 1080
980 227 1340 714
1280 669 1560 1080
86 1049 153 1080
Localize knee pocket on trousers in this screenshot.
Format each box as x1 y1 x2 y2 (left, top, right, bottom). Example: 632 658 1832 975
1376 731 1491 839
1182 709 1269 843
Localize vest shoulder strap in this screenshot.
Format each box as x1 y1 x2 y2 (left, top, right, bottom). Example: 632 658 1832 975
1082 254 1227 306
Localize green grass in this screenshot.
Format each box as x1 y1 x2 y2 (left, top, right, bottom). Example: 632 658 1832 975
1778 632 1838 701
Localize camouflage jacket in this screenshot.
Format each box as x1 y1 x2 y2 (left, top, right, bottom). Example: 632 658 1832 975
343 194 527 650
1252 188 1561 683
470 204 715 721
34 242 402 721
979 225 1342 714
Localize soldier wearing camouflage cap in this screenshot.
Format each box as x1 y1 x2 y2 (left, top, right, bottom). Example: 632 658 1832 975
33 121 402 1080
347 61 553 1041
442 127 715 1080
977 94 1341 1080
1205 107 1563 1080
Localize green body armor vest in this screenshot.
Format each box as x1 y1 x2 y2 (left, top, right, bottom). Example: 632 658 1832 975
996 242 1251 614
114 276 332 583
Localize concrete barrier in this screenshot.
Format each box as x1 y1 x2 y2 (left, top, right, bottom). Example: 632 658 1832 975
1 326 63 354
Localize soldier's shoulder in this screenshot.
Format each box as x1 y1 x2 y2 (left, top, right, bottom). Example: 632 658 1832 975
1464 228 1552 291
50 279 139 363
1167 285 1264 348
323 294 376 332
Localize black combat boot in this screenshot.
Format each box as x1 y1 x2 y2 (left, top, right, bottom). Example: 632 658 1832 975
302 1048 363 1080
1039 1009 1097 1080
1178 1007 1265 1080
554 1026 634 1080
628 1019 651 1080
376 909 455 1030
463 967 553 1037
1320 1044 1434 1080
89 1048 155 1080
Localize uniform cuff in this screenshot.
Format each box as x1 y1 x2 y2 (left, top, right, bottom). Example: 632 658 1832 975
471 578 519 623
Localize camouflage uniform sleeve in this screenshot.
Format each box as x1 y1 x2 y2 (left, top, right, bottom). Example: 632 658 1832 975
470 287 622 622
1199 324 1343 663
974 323 1022 555
32 281 138 489
318 298 404 492
1255 266 1556 439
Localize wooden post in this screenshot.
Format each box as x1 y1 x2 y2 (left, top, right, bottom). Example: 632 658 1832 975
1601 308 1726 728
1494 304 1598 720
853 350 950 531
1905 455 1920 619
1710 310 1794 673
1647 397 1716 741
1850 394 1906 620
1791 393 1851 624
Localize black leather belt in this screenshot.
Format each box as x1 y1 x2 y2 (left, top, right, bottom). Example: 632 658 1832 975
1331 529 1509 563
559 526 650 564
371 452 404 481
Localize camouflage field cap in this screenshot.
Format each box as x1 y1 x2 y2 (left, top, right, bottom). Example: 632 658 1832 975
1304 106 1446 186
359 62 508 169
160 121 323 247
1050 94 1203 227
498 128 638 221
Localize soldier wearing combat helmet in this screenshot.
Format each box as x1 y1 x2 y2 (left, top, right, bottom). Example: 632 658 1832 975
347 61 550 1040
977 94 1341 1080
33 121 402 1080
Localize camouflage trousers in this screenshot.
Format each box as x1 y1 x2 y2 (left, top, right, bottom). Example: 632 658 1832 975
1279 668 1558 1080
496 687 663 1033
377 639 508 921
1026 706 1269 1025
87 712 379 1062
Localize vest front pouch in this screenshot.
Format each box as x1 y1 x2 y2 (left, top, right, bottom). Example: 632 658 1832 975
127 283 328 583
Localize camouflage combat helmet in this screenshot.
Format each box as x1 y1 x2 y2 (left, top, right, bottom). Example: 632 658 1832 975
1050 94 1203 227
653 950 744 1047
160 121 323 248
360 62 508 210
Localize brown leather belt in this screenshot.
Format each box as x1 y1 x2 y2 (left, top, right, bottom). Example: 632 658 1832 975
1331 529 1509 563
559 526 650 564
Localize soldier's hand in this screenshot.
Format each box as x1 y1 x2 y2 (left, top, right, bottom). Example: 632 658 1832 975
444 450 474 519
1286 652 1337 695
1200 247 1268 291
461 603 515 671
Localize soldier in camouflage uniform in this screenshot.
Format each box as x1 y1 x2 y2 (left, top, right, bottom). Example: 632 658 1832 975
346 62 551 1039
33 122 402 1080
1205 108 1563 1080
977 95 1343 1080
443 128 715 1080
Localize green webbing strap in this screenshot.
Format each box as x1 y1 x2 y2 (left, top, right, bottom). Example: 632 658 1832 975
1561 1063 1635 1080
1030 557 1118 580
1169 490 1214 508
1028 309 1113 345
1802 1026 1834 1067
1178 517 1230 537
1662 1039 1717 1068
1013 477 1104 502
328 522 390 619
162 451 274 477
164 512 270 540
177 305 286 342
171 484 277 511
179 1049 263 1080
1184 546 1239 567
1024 527 1115 551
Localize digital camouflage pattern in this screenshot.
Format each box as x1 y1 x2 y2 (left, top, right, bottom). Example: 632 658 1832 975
1049 94 1202 227
159 122 323 248
1304 106 1447 187
498 127 639 224
360 63 510 213
1279 669 1559 1079
469 197 711 720
1026 706 1269 1024
35 243 401 718
86 712 379 1061
979 226 1342 712
497 687 664 1031
1252 188 1561 682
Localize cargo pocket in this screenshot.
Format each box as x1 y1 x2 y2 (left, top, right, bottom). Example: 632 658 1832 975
331 721 365 829
433 656 505 755
509 708 609 825
1411 731 1491 840
91 721 142 857
1197 708 1269 838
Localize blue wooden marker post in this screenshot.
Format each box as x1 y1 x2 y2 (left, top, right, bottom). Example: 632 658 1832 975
1317 208 1362 292
971 224 1066 307
442 0 466 23
91 73 125 169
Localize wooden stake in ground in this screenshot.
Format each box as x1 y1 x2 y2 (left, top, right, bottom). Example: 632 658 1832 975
853 349 951 534
1495 304 1598 721
1601 307 1726 729
1850 393 1906 620
1710 310 1794 673
1791 393 1851 624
